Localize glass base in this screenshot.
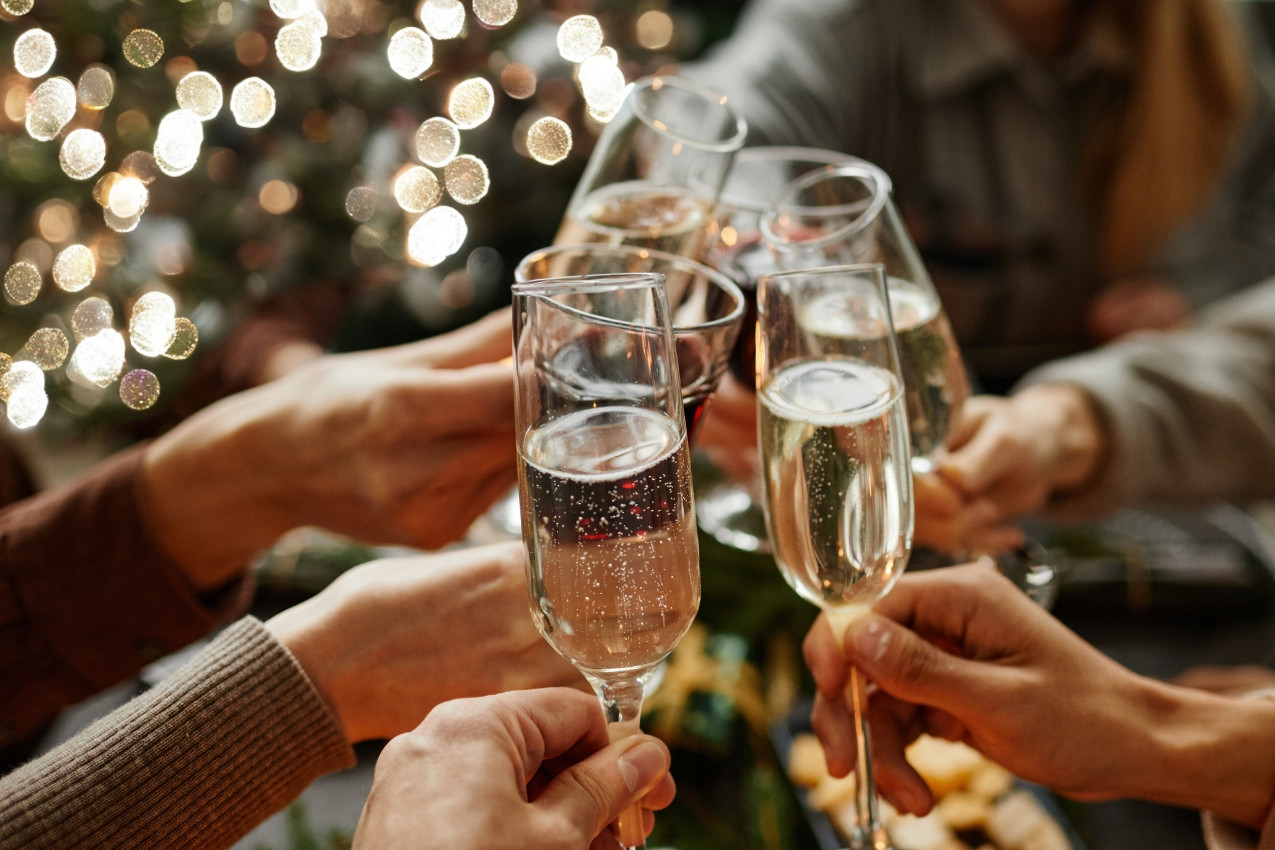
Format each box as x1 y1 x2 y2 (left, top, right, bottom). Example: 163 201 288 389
696 480 771 554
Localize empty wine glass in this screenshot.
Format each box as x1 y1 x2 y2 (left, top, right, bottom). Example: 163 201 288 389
513 272 700 850
695 146 862 554
555 74 747 260
757 263 913 850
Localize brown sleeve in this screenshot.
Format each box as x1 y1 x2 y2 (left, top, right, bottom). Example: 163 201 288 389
0 617 355 850
0 443 252 747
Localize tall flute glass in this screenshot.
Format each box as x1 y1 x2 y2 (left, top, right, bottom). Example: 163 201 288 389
761 162 969 475
757 264 913 850
513 272 701 850
556 74 747 260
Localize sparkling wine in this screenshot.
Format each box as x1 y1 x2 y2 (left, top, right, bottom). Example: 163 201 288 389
556 181 715 259
801 279 968 471
520 405 700 679
759 359 911 612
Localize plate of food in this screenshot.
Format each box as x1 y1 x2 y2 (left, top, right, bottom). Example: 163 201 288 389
773 706 1087 850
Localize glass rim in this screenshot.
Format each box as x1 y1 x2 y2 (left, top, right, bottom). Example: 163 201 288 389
513 271 672 335
761 162 892 253
716 146 881 215
629 75 748 154
516 243 746 333
757 261 889 291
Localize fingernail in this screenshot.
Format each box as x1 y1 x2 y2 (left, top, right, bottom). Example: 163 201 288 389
849 618 889 663
617 740 667 792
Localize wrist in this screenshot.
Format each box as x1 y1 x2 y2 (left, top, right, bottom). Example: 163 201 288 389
1016 383 1108 496
1128 678 1275 827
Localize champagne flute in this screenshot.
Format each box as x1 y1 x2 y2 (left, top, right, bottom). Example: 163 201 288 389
757 263 913 850
763 163 1058 600
513 272 700 850
555 74 747 260
694 146 863 553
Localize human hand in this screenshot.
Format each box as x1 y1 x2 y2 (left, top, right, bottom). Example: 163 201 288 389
1173 664 1275 697
142 309 518 589
802 566 1275 828
266 541 584 743
352 688 676 850
937 386 1106 529
1086 275 1191 343
912 471 1023 554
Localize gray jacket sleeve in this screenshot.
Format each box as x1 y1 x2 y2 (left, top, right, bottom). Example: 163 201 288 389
1020 279 1275 520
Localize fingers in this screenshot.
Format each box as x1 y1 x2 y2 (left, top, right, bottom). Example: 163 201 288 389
538 734 672 842
413 362 516 433
809 691 857 778
803 614 850 700
418 308 514 368
868 693 935 816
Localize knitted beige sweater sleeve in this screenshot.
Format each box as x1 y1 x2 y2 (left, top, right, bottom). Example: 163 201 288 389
0 617 355 850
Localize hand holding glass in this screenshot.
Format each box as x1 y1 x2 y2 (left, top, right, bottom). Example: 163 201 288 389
757 264 913 850
513 273 700 850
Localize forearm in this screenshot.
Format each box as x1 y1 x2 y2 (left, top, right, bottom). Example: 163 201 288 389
1126 678 1275 828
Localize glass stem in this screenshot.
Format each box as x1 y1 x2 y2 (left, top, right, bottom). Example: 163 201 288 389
850 666 889 850
596 678 648 850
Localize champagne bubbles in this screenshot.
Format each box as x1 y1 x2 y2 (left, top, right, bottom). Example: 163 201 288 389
175 71 222 120
579 54 625 114
448 77 493 129
2 0 35 16
387 26 433 79
53 244 95 292
419 0 464 39
122 29 165 69
25 77 76 141
59 129 107 180
72 296 113 339
14 29 56 78
345 185 378 221
557 15 603 63
77 65 114 110
443 154 488 204
526 116 571 165
164 317 198 359
473 0 516 28
70 328 125 387
276 20 322 72
108 175 148 218
128 291 178 357
24 328 68 370
4 262 42 305
3 363 47 429
269 0 315 19
119 368 160 410
230 77 275 128
153 109 204 176
407 205 466 266
393 166 442 213
415 117 460 167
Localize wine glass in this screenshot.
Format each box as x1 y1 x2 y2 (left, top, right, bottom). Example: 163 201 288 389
756 263 913 850
694 146 863 554
513 272 700 850
555 74 747 260
481 246 745 541
762 162 1058 599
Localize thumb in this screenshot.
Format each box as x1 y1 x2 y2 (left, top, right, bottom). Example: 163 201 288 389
842 613 993 712
537 736 670 839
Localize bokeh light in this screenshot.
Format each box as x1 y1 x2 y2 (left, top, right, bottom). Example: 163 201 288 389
499 62 535 99
415 116 460 167
259 179 299 214
164 317 199 359
635 10 674 50
154 109 204 176
230 77 276 128
269 0 315 20
443 155 489 204
14 29 56 78
388 26 433 79
345 186 378 221
407 205 466 266
473 0 516 28
119 368 160 410
579 54 625 114
419 0 465 39
24 327 69 370
557 15 603 63
393 166 442 213
276 20 322 72
448 77 493 129
122 29 165 69
2 0 35 15
59 129 107 180
71 296 113 340
525 116 571 165
129 291 178 356
176 71 223 120
0 360 42 402
25 76 77 141
52 244 95 292
4 262 43 305
77 65 115 110
108 175 149 218
70 328 125 387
